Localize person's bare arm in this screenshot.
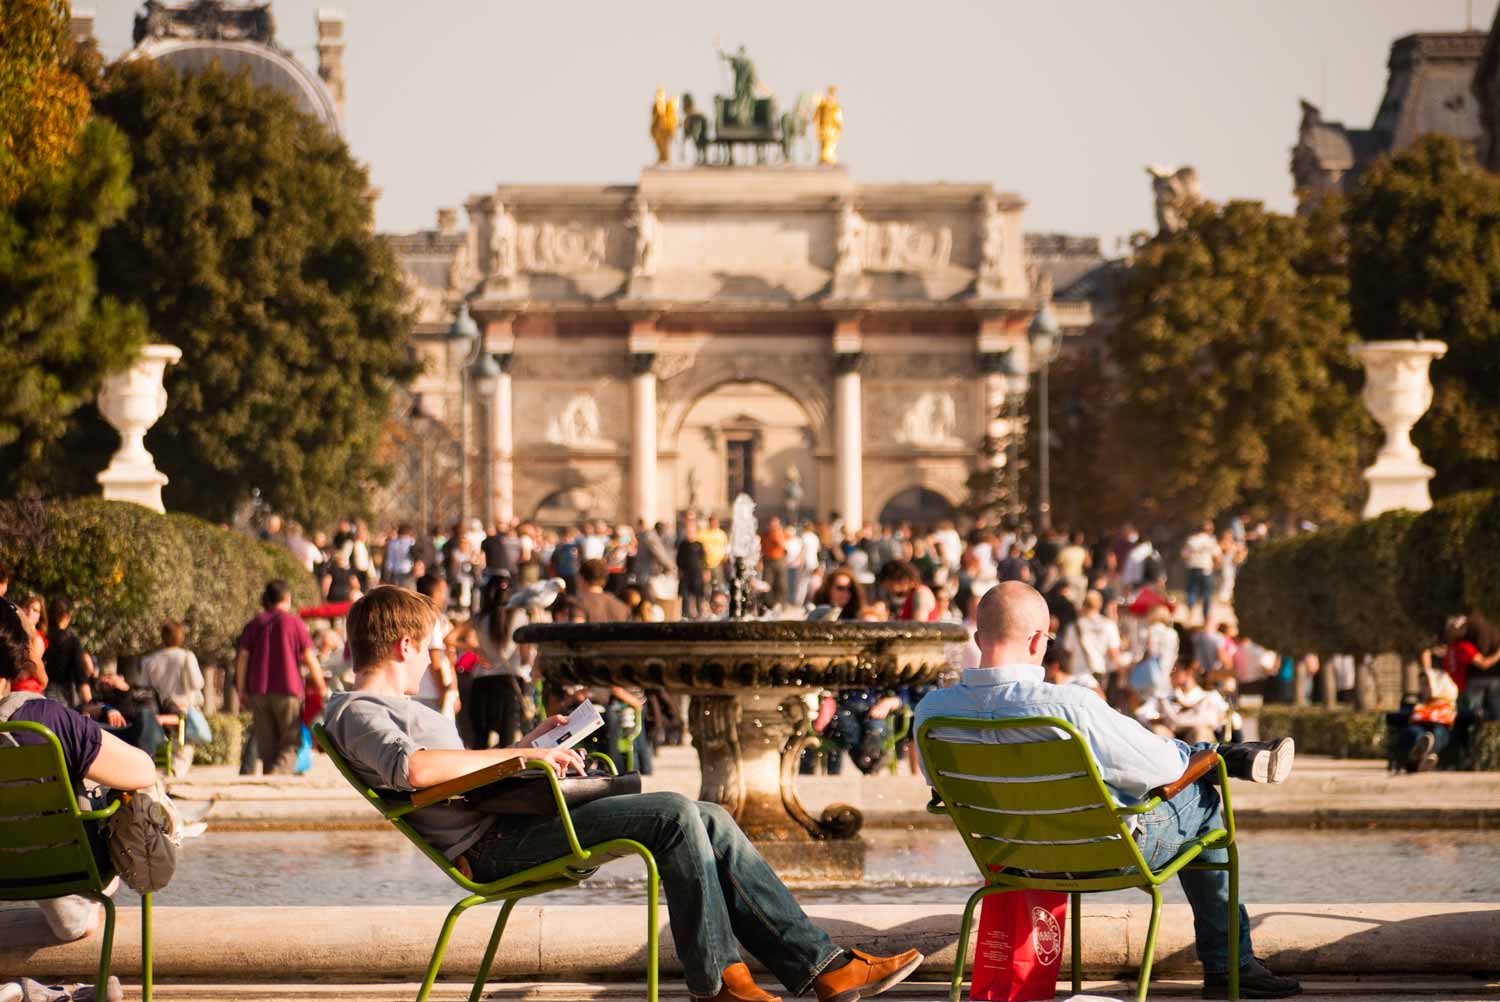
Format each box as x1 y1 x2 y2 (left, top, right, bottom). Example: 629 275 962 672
609 686 644 710
87 730 157 791
235 649 249 706
407 744 584 788
868 695 903 720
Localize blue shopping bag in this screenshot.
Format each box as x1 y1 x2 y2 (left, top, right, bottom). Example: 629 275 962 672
294 723 313 775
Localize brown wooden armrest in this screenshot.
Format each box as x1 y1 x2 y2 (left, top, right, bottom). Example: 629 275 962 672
410 756 525 809
1148 749 1219 802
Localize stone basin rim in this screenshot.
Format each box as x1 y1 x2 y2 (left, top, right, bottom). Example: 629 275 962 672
514 620 970 646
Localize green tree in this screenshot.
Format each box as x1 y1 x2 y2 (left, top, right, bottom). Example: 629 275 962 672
0 116 146 490
1110 198 1373 527
1346 134 1500 497
0 0 94 204
85 60 417 525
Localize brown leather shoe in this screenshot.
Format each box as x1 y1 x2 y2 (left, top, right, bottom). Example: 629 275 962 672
697 962 782 1002
814 948 925 1002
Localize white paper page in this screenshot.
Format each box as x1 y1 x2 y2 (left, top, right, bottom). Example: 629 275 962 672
531 699 605 750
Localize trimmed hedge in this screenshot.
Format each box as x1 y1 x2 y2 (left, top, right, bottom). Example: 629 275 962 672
1398 491 1491 639
1255 706 1387 759
193 711 247 766
1239 490 1500 658
0 498 194 658
259 541 320 610
167 513 265 665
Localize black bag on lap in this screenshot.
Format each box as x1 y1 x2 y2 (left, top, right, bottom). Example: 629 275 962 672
462 765 641 816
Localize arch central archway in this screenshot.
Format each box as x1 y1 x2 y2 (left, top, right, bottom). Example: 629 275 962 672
672 380 819 519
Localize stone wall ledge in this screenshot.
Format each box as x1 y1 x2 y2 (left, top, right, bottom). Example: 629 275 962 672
4 903 1496 982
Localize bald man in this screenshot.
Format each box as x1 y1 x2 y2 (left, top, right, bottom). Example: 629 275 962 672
913 582 1299 999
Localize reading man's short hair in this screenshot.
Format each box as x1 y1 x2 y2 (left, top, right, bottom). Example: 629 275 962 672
347 585 437 670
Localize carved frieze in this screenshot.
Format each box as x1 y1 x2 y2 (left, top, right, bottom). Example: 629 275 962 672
508 353 623 380
863 221 953 272
520 222 609 273
544 393 609 448
859 353 971 380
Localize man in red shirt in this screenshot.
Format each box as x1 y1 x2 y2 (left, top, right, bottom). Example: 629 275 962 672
237 580 327 774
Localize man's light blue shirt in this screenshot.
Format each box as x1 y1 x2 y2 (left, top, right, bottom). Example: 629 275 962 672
914 664 1189 808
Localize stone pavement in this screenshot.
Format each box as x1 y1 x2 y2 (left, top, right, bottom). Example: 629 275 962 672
168 744 1500 830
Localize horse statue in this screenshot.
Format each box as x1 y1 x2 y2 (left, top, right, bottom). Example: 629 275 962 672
681 92 711 164
780 92 816 163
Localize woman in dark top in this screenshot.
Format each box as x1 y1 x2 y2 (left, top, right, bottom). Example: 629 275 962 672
0 598 156 941
810 566 867 621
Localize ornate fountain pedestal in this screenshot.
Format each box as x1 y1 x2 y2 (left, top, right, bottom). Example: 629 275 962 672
1355 339 1447 518
514 620 966 842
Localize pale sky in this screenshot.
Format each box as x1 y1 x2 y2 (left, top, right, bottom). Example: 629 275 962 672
92 0 1496 249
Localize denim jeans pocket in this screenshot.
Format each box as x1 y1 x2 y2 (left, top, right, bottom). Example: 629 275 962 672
1133 814 1173 871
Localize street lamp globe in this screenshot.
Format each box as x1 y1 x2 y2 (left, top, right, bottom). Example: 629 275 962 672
448 301 479 343
1028 301 1060 361
470 350 501 397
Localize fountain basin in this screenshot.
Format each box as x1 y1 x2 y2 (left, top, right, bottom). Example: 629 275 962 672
515 620 967 840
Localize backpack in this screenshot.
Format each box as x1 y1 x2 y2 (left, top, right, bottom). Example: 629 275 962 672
0 690 181 894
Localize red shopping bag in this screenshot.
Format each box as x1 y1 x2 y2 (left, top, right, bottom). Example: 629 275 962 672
968 889 1069 1002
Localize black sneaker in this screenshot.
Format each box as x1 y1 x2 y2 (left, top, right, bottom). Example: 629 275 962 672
1219 738 1295 784
1202 956 1301 998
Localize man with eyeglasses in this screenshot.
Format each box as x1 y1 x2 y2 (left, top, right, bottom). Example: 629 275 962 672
913 582 1301 999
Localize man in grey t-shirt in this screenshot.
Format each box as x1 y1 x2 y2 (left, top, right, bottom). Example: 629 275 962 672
327 584 925 1002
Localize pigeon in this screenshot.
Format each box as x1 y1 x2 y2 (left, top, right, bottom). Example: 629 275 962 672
507 577 566 610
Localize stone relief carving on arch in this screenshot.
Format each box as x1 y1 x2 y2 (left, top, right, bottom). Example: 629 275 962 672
520 221 608 273
864 221 953 272
545 392 611 448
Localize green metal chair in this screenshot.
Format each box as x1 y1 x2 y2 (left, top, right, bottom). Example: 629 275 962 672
612 699 645 773
313 724 660 1002
0 720 154 1001
918 716 1238 1002
882 705 913 776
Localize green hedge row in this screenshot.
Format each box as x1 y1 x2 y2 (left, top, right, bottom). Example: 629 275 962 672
1255 706 1388 759
193 712 248 766
0 498 320 661
1238 491 1500 657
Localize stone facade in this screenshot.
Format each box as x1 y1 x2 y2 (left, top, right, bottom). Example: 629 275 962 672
1293 31 1486 208
391 166 1042 529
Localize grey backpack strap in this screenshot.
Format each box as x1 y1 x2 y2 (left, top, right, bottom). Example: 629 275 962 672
0 689 44 746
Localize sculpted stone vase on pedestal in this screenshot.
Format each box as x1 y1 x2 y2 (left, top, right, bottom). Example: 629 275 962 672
1355 339 1448 518
96 344 182 513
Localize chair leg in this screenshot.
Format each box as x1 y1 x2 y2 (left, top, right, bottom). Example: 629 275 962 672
1228 844 1241 1002
418 897 478 1002
95 892 116 1000
1070 891 1082 995
643 850 660 1002
142 891 153 1002
1137 885 1163 1002
950 886 988 1002
469 899 516 1002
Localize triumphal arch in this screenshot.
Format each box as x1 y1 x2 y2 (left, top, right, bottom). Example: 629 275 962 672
396 58 1039 530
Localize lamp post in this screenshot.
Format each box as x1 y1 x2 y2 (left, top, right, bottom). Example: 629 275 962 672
470 351 502 526
1029 301 1060 533
448 302 481 527
410 392 431 532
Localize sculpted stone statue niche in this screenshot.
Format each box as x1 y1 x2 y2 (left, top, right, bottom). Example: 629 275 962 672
834 201 864 276
629 198 660 279
545 393 607 448
895 391 960 446
1146 164 1202 234
980 195 1004 276
488 200 518 279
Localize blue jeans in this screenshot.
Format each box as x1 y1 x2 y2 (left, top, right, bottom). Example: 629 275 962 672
1132 742 1252 974
465 792 845 996
1185 568 1212 621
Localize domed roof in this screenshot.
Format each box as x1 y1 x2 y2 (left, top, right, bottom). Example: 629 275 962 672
129 1 340 132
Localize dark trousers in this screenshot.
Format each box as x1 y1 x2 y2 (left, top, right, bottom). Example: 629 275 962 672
468 675 526 749
249 692 301 775
464 792 844 996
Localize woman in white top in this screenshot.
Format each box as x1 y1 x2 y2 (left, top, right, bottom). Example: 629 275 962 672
137 619 204 774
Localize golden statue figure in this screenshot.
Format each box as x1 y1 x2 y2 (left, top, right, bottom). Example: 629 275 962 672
813 85 843 165
650 88 679 164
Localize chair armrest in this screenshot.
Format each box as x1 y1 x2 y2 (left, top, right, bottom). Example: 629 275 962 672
78 798 122 823
409 757 525 809
588 751 619 776
1147 749 1220 802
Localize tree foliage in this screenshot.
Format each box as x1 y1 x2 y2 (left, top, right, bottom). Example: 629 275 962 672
0 0 94 204
1110 198 1373 528
84 60 417 525
1346 134 1500 497
0 116 146 490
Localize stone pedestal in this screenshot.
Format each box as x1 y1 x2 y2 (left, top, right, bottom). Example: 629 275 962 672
96 344 182 513
1355 340 1448 518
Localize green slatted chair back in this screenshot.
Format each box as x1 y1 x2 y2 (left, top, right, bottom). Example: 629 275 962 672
0 721 112 901
918 715 1144 879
